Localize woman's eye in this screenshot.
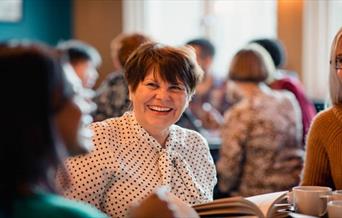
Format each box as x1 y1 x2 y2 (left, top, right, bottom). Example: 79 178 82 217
170 85 185 91
146 82 158 88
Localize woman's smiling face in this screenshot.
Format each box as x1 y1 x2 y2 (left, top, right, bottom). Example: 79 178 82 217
130 70 190 135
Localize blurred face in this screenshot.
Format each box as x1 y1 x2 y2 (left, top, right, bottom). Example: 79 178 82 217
192 45 212 74
336 37 342 80
55 92 95 156
130 70 190 135
73 60 99 89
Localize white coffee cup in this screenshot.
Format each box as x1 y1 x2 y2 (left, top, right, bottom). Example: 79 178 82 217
329 190 342 201
293 186 332 216
327 200 342 218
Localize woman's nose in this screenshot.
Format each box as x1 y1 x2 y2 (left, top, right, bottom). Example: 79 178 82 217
155 87 170 100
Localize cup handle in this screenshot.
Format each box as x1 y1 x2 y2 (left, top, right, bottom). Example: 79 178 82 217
287 191 294 205
319 195 331 216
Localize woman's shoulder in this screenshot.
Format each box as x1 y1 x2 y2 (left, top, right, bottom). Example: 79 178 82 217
305 106 342 147
307 106 342 136
268 88 296 102
15 192 108 218
311 106 337 125
171 125 206 143
88 112 138 154
90 112 133 132
171 125 210 153
266 89 299 111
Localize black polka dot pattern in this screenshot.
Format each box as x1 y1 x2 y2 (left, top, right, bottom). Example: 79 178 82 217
58 112 217 217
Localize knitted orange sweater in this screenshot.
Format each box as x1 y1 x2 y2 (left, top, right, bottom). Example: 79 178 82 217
301 104 342 189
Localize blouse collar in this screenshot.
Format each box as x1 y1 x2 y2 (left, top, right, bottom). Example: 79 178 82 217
127 111 176 153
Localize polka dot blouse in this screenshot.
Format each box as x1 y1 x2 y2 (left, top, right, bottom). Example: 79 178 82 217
58 111 217 217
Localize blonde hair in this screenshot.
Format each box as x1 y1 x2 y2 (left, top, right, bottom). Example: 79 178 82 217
229 43 275 83
329 27 342 105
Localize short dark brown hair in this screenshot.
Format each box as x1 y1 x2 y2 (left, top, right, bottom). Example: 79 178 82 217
229 44 274 83
124 43 203 95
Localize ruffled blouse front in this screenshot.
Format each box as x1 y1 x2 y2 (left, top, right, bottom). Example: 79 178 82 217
59 112 217 217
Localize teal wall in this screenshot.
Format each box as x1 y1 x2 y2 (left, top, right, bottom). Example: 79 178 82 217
0 0 72 46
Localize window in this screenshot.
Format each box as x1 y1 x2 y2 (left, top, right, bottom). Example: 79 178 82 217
123 0 277 78
302 0 342 101
204 0 276 78
0 0 22 22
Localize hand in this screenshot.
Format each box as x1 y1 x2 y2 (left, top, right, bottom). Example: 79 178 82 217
201 103 224 130
128 186 199 218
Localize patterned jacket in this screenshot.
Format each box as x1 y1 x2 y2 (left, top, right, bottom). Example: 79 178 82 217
217 89 304 197
92 72 130 121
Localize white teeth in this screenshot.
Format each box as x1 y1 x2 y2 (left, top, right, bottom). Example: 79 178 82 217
149 105 172 112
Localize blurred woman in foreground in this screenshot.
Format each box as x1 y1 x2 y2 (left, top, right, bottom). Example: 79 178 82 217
0 42 106 218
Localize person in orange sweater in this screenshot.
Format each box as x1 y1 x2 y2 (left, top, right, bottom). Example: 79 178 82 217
300 27 342 189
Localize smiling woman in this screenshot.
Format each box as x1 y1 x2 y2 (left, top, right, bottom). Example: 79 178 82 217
58 42 217 217
125 43 202 146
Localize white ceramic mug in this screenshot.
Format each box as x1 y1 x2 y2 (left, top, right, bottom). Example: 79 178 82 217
328 190 342 201
327 200 342 218
293 186 332 216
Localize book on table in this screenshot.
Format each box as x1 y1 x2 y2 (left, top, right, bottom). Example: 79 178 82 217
193 191 290 218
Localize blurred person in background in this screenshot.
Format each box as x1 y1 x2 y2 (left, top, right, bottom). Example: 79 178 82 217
217 44 303 197
249 38 316 146
300 27 342 190
92 33 152 121
57 39 102 89
178 38 228 131
58 43 216 217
